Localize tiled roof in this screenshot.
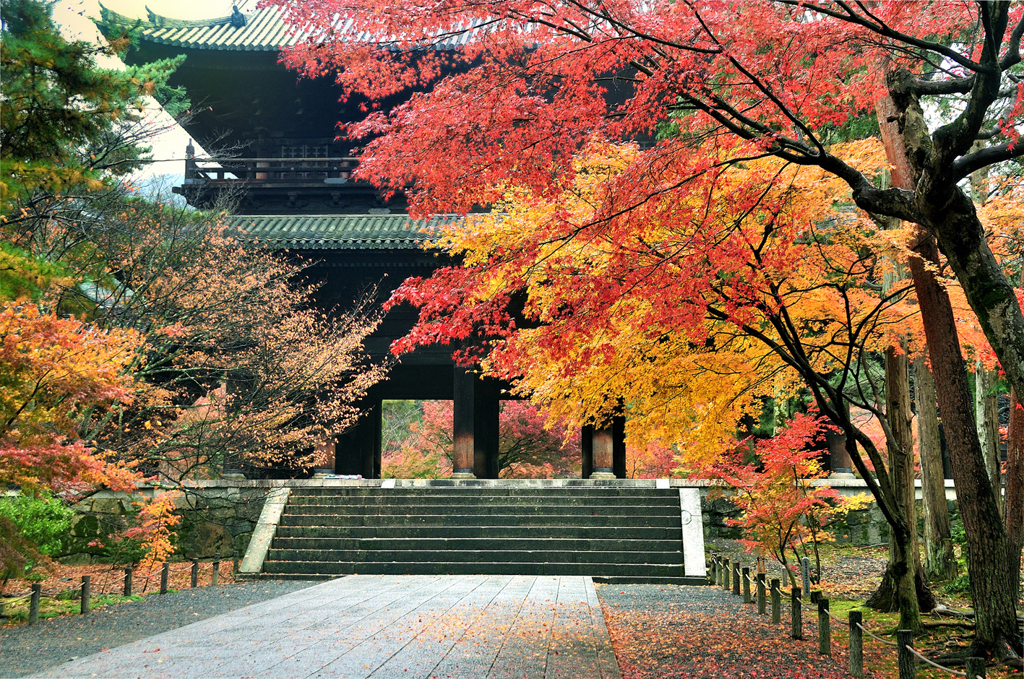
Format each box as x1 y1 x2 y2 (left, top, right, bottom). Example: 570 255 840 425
228 214 460 250
98 4 485 52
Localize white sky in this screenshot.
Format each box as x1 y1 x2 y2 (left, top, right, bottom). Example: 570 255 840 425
51 0 248 175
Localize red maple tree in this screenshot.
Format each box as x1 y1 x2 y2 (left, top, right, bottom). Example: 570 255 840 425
271 0 1024 657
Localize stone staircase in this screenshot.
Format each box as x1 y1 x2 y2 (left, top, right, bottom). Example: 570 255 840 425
260 484 705 584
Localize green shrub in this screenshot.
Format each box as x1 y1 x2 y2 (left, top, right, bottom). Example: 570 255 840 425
0 492 74 557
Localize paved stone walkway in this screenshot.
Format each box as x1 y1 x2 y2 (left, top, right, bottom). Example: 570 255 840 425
30 575 621 679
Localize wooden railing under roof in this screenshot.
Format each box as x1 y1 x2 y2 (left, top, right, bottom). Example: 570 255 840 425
184 156 360 184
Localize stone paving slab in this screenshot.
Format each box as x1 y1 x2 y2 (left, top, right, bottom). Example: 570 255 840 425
29 575 620 679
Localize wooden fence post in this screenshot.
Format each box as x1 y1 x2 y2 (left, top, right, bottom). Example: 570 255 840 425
742 567 751 604
756 574 766 615
897 629 915 679
160 562 169 595
191 559 199 588
791 586 802 639
710 555 717 584
723 559 731 591
818 597 830 655
770 578 781 624
80 576 91 615
124 565 133 597
29 584 41 625
212 560 220 585
965 657 986 679
732 562 740 596
849 610 863 678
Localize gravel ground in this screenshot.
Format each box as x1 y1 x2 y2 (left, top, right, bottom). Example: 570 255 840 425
598 583 856 679
0 580 313 679
704 539 888 600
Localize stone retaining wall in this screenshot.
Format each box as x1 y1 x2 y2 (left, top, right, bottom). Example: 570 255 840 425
66 484 273 564
61 478 959 563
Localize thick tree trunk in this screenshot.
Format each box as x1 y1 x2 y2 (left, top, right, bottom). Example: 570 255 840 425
974 363 1003 517
876 93 1020 658
866 347 932 626
1006 389 1023 598
906 241 1020 658
915 355 958 581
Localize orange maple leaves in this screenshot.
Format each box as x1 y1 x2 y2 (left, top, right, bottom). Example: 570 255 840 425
0 302 140 494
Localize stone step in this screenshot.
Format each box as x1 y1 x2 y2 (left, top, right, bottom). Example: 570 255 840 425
289 487 679 498
277 513 680 528
286 494 680 507
255 573 709 585
266 548 683 565
269 536 682 552
274 525 681 540
592 575 709 586
284 503 679 517
261 560 686 577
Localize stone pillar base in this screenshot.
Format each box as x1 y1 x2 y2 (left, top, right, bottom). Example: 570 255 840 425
589 470 616 480
451 471 477 479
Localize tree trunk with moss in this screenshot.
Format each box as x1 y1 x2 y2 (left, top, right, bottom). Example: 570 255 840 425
866 346 934 627
915 356 958 581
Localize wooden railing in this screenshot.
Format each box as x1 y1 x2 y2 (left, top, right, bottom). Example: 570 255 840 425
185 156 359 183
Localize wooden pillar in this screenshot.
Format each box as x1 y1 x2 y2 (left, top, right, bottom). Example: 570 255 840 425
581 424 594 479
473 378 501 479
612 412 627 479
334 397 382 478
452 366 476 478
591 426 615 479
826 429 854 477
367 399 382 479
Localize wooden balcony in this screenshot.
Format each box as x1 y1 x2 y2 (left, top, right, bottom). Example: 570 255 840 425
184 156 360 185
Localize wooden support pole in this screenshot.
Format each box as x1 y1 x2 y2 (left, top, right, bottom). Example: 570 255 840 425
581 424 594 479
965 657 986 679
709 555 717 584
473 376 500 479
771 578 781 624
732 562 740 596
81 576 91 615
791 586 802 639
742 567 751 604
723 558 731 590
849 611 864 678
191 559 199 588
212 561 220 585
756 574 766 615
818 597 831 656
29 584 40 625
612 411 627 479
124 565 133 596
160 562 169 594
897 630 915 679
452 367 477 479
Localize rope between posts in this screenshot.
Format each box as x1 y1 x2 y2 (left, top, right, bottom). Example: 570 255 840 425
824 608 846 624
904 644 967 677
856 622 898 647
